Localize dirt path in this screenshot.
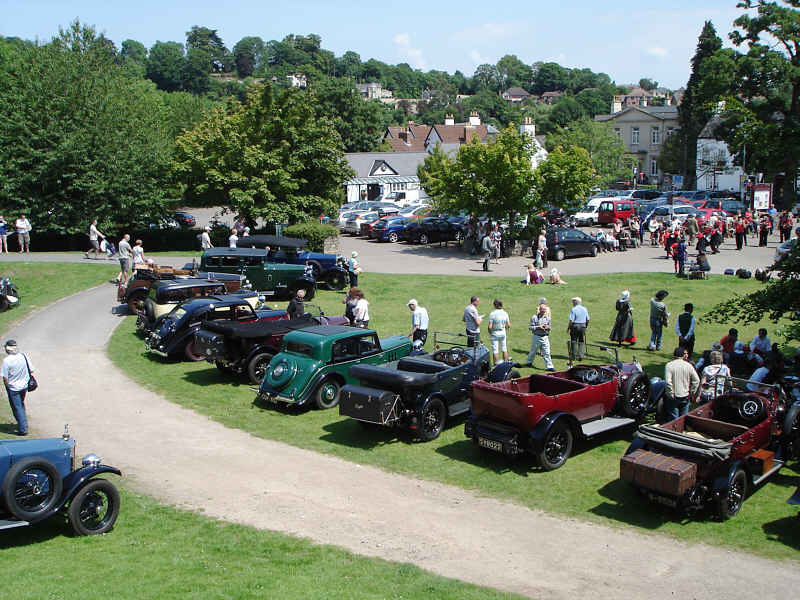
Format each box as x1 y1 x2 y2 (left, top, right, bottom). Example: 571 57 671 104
9 285 800 599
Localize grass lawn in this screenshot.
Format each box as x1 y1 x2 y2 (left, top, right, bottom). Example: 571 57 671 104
0 482 519 600
108 271 800 560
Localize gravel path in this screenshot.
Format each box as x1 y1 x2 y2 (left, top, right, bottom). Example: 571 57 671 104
6 283 799 599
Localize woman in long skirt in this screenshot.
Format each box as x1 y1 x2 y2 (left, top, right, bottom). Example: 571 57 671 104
610 290 636 345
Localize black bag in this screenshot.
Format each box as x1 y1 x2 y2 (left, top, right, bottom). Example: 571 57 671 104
724 268 735 276
23 354 37 392
755 268 769 282
736 269 752 279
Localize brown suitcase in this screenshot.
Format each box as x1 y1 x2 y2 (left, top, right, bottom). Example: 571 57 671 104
620 449 697 496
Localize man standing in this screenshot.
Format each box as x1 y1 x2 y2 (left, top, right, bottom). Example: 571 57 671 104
685 215 699 245
201 226 213 251
117 234 132 286
480 231 493 271
462 296 483 347
675 303 696 358
526 298 554 371
85 219 105 259
648 290 669 351
2 340 33 436
664 347 700 420
15 214 31 253
567 297 589 365
407 299 429 348
287 288 306 319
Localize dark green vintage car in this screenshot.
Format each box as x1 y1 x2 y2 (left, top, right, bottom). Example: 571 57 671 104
199 248 316 300
256 325 412 410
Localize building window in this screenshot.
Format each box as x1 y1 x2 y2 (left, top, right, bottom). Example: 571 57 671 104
650 159 658 176
614 127 621 138
631 127 639 145
651 126 660 144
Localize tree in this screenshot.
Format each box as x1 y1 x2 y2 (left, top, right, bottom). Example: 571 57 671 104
186 25 232 71
531 62 569 95
534 146 597 213
638 78 658 91
233 36 265 78
120 39 147 63
496 54 532 90
182 47 212 94
546 119 634 186
172 84 353 224
473 63 500 91
418 126 539 223
147 41 185 92
549 97 585 127
574 87 612 117
337 50 363 79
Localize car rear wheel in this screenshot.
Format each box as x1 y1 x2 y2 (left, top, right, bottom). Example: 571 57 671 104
184 340 205 362
554 249 566 261
2 457 63 521
537 421 573 470
247 352 275 384
590 245 599 257
418 398 446 441
715 469 747 520
324 271 347 291
127 290 148 315
620 373 649 418
419 233 429 245
586 218 594 226
314 378 341 410
68 479 120 536
387 232 399 243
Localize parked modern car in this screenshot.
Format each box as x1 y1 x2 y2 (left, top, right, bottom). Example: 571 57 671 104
644 203 699 225
598 199 638 225
370 217 410 242
722 200 748 216
0 430 121 536
403 217 462 244
573 198 604 226
173 211 197 228
774 238 797 263
256 325 412 410
343 212 379 236
546 227 602 260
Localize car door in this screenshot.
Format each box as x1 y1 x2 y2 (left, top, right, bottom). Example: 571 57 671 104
356 333 383 365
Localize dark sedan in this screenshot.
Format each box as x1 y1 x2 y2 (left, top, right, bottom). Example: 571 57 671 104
403 217 463 244
546 227 601 260
173 211 197 228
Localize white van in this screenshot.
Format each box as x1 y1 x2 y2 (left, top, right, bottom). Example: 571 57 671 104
573 198 604 226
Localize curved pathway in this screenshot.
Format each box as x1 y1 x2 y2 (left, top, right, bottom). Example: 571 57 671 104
6 284 799 599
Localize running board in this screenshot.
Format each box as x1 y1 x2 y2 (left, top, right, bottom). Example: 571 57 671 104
752 459 785 487
0 518 29 530
581 416 636 437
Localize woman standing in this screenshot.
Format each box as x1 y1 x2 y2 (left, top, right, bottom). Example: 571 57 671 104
347 251 361 287
609 290 636 346
132 239 146 267
342 287 359 326
487 298 511 365
0 216 7 253
353 289 370 328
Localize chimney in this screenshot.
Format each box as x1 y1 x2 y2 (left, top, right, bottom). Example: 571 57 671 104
519 115 536 138
445 113 455 126
468 111 481 126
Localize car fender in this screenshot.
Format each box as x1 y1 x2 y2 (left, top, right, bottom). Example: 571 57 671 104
48 465 122 516
528 412 580 452
711 460 750 496
324 265 349 280
244 343 280 367
648 377 666 405
487 361 515 383
163 329 196 354
420 392 447 413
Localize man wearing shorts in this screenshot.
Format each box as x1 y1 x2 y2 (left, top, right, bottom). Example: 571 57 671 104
85 219 105 259
117 234 132 285
487 298 511 365
15 214 31 253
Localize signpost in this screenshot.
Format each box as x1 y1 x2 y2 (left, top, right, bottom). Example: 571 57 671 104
753 183 772 211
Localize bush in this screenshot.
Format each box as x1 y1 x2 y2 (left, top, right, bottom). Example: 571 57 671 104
284 222 338 252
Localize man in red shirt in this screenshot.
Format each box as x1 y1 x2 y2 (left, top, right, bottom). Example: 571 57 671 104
734 217 746 250
720 327 738 360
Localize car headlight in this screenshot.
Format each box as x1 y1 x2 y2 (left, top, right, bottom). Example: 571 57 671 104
273 364 285 378
82 453 101 468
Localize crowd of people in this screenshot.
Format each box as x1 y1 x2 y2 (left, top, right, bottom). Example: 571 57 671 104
0 214 32 254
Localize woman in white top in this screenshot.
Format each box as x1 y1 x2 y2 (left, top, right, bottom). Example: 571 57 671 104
353 290 370 328
229 229 238 248
132 239 145 266
699 351 731 402
487 298 511 365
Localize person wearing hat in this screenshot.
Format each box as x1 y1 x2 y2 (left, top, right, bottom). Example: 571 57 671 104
407 299 429 348
347 251 361 287
526 298 554 370
609 290 636 346
567 297 589 364
1 340 34 436
201 226 213 251
648 290 669 351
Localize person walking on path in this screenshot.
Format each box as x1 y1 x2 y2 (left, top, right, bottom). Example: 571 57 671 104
648 289 669 351
132 239 146 268
0 215 8 254
734 217 746 250
2 340 34 436
491 224 502 264
201 226 213 251
779 211 794 243
609 290 636 346
480 232 493 271
85 219 106 259
685 215 699 246
675 303 697 358
674 237 687 275
407 299 429 348
15 214 31 253
347 251 361 287
462 296 483 347
117 234 132 286
487 299 511 365
664 347 700 421
567 297 589 365
526 298 554 370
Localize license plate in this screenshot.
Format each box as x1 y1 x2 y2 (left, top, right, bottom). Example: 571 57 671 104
648 493 677 508
478 437 503 452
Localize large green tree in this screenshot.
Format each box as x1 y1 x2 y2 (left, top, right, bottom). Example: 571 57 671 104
147 41 185 92
233 36 265 78
172 84 353 223
534 146 597 213
546 119 634 186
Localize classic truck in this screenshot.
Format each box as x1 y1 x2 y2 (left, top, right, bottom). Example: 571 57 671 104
1 429 121 536
621 377 800 520
466 346 654 470
256 325 412 410
194 305 349 383
339 332 518 441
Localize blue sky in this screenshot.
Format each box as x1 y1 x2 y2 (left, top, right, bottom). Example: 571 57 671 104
1 1 746 89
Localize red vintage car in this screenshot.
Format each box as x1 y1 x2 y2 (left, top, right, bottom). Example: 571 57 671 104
466 346 653 470
621 378 800 520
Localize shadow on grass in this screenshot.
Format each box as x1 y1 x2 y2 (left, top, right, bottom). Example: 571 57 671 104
589 479 696 529
0 518 68 548
319 418 408 450
182 367 252 389
762 515 800 550
434 439 536 476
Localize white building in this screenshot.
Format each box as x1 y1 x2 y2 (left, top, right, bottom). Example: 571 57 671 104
343 152 428 203
696 117 743 193
518 116 548 169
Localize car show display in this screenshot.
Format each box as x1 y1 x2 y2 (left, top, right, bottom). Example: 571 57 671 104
0 429 121 536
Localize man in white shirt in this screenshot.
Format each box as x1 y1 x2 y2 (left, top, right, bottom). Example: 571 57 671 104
407 299 429 348
85 219 105 259
201 226 213 251
1 340 33 435
229 229 238 248
15 214 31 253
117 234 132 285
749 328 771 365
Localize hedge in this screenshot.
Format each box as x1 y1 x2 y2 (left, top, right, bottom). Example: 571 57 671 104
284 222 338 252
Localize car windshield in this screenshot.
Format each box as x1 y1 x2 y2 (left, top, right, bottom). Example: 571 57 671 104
166 306 187 320
578 203 597 212
285 341 313 357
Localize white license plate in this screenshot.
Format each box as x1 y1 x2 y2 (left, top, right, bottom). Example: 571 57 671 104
478 437 503 452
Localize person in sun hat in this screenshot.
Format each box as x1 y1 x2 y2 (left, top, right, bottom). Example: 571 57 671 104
609 290 636 346
407 299 429 348
2 339 34 436
347 251 361 287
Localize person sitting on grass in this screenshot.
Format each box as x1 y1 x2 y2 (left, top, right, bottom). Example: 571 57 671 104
549 268 567 285
525 264 544 285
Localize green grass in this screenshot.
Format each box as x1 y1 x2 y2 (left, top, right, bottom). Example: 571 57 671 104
0 262 117 335
0 484 520 600
108 271 800 560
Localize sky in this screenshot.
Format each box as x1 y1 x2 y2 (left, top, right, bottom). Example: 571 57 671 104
0 1 748 89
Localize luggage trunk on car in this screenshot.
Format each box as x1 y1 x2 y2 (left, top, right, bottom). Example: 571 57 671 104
194 330 226 362
339 385 399 425
620 449 698 496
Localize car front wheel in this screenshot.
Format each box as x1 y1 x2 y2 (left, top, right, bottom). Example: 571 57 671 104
620 373 649 418
537 421 573 470
68 479 121 535
184 340 205 362
248 352 275 384
314 378 341 410
2 457 63 521
419 233 429 245
388 232 399 243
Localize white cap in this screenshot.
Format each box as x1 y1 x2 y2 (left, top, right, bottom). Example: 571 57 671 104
351 251 358 258
407 299 417 307
572 297 582 303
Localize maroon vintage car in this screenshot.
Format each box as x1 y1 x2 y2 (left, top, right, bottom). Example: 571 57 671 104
466 346 652 470
621 377 800 519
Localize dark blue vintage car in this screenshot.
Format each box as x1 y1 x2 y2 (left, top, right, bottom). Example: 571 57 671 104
236 235 348 290
0 430 121 536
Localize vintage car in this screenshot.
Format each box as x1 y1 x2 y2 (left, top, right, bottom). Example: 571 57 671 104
339 332 519 441
465 346 653 470
144 295 287 361
197 247 316 299
135 279 260 332
620 378 800 520
0 429 121 536
256 325 412 410
237 235 349 291
194 306 349 383
0 276 20 312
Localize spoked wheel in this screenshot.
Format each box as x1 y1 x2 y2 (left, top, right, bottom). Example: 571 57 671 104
537 422 573 470
184 341 205 362
324 271 347 291
418 398 446 441
620 373 650 418
127 291 147 315
715 469 747 521
247 353 274 385
68 479 121 535
1 457 63 521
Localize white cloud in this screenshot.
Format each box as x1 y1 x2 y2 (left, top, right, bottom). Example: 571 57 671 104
469 49 489 65
393 32 427 69
646 46 669 59
450 22 527 42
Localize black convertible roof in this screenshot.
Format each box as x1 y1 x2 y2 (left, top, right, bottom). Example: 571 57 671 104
201 316 319 339
236 235 307 249
151 278 227 290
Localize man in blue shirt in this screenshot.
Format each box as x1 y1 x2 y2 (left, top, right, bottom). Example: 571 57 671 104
567 297 590 365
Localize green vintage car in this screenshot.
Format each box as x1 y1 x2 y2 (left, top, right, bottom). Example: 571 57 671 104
199 248 316 300
256 325 412 410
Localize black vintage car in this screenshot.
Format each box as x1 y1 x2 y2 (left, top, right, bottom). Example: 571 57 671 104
145 295 287 361
193 306 349 383
403 217 463 245
339 333 518 441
